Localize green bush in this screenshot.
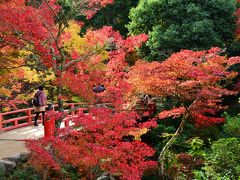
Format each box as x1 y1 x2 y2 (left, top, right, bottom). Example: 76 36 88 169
205 138 240 179
9 166 41 180
127 0 238 61
223 113 240 137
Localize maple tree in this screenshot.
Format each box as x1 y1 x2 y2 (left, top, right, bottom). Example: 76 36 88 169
59 25 148 107
128 47 240 176
26 108 158 179
1 1 158 179
0 0 114 113
0 0 149 112
2 1 240 179
0 44 55 111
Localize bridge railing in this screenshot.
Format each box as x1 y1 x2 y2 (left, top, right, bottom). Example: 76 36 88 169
0 103 88 132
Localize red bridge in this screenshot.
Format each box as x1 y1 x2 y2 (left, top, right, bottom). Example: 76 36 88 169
0 103 87 132
0 102 156 158
0 103 87 158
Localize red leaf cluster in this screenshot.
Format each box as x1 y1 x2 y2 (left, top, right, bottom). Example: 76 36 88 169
59 27 148 108
27 109 158 179
158 107 185 119
26 139 61 171
129 48 240 127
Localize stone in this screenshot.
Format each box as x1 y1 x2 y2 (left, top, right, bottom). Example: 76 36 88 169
19 152 29 162
0 160 16 172
0 163 6 175
2 152 29 163
2 155 20 163
97 172 115 180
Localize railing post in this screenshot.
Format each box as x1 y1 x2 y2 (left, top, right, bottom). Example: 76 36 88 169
70 104 74 115
64 119 69 127
77 108 84 115
44 117 55 138
0 114 3 131
15 120 18 127
27 109 32 125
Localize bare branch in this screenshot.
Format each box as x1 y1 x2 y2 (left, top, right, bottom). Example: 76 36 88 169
43 0 60 21
63 51 96 70
5 64 34 69
60 1 87 24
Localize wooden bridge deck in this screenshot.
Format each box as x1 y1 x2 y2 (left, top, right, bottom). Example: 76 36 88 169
0 103 87 159
0 124 44 159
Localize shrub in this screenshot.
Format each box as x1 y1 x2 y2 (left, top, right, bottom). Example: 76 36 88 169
205 138 240 179
223 113 240 137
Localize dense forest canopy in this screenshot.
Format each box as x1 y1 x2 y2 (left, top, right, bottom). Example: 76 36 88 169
127 0 240 60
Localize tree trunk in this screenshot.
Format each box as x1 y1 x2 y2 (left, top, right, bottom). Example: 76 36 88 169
55 85 64 128
57 85 64 112
158 113 189 178
55 61 65 128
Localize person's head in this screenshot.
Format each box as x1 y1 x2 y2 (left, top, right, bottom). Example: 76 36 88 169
38 85 44 91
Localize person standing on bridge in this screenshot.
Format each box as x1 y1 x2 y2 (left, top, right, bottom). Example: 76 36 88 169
33 85 47 126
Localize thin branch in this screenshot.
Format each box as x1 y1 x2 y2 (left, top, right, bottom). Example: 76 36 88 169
43 0 60 21
158 113 188 177
5 64 33 69
42 21 56 42
60 1 87 24
2 40 39 56
63 51 95 70
158 101 195 177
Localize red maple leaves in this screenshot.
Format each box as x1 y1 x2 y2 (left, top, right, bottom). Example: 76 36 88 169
27 109 158 179
129 48 240 127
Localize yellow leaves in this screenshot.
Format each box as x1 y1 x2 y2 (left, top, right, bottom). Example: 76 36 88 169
0 87 11 97
100 50 109 61
0 47 25 87
61 21 110 63
0 48 24 71
23 67 55 83
61 21 87 55
12 83 22 92
19 49 32 57
23 68 40 82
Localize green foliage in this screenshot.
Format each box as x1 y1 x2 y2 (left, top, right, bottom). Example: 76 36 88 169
127 0 238 60
204 138 240 179
61 165 81 180
0 168 5 179
141 123 175 149
9 166 41 180
188 137 206 158
223 113 240 137
80 0 139 37
164 150 178 172
191 125 223 144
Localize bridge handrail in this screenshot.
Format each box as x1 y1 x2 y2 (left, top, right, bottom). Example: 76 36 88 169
0 103 87 132
0 108 35 116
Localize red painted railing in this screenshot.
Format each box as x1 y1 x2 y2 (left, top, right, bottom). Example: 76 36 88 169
0 102 156 133
0 103 88 132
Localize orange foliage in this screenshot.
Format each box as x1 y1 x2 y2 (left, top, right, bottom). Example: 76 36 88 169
129 48 240 127
0 46 25 110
